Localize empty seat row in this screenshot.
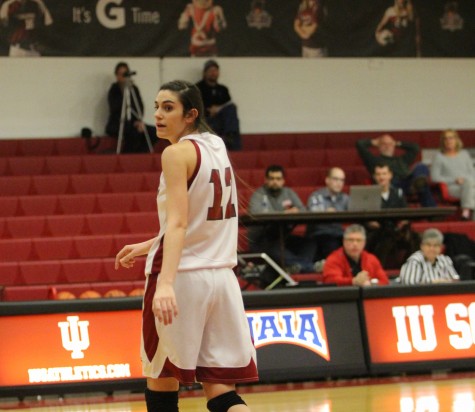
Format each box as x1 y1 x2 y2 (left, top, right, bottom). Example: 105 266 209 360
0 212 158 238
1 153 163 176
0 172 160 196
0 192 157 217
412 221 475 241
0 232 156 262
0 257 145 287
240 130 475 151
1 280 145 302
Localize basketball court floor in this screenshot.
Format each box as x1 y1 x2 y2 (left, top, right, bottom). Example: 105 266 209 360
2 372 475 411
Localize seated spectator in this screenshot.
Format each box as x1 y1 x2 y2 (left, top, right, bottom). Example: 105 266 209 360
323 224 389 286
196 60 241 150
356 134 436 207
400 228 460 284
247 165 316 274
431 129 475 220
105 61 158 153
306 167 349 268
366 163 419 269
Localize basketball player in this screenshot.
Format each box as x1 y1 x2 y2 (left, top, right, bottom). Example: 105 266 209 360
115 80 257 412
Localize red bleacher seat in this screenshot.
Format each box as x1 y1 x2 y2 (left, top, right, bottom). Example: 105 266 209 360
445 222 475 241
2 285 49 301
108 173 145 193
113 233 155 252
92 281 137 295
33 237 75 260
0 158 7 175
325 134 361 149
152 154 162 171
241 134 263 151
0 140 19 157
294 134 327 150
19 260 63 285
142 172 160 191
0 238 33 262
134 192 157 212
234 169 252 188
18 139 56 156
0 197 19 217
103 257 145 282
61 259 106 283
97 193 136 213
229 151 259 170
325 149 363 168
118 154 155 173
54 138 88 155
0 262 20 286
19 195 59 216
294 186 316 205
437 182 460 206
58 194 97 214
257 150 294 168
124 212 159 234
291 150 326 168
74 235 114 258
0 218 5 237
53 283 92 298
261 134 297 150
7 156 46 175
285 168 324 187
70 174 109 194
86 213 125 235
46 215 86 236
45 156 83 175
0 176 32 196
32 175 70 195
82 155 119 174
5 216 46 238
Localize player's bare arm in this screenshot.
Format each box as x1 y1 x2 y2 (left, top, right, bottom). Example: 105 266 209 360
115 237 157 269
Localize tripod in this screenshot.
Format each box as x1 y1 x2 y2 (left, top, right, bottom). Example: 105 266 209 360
116 78 154 154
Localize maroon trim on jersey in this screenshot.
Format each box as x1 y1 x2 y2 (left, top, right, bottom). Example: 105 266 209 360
143 271 159 362
187 139 201 189
151 237 164 276
196 359 259 384
158 358 196 385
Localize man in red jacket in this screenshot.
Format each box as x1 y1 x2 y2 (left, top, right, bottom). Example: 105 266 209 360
323 224 389 286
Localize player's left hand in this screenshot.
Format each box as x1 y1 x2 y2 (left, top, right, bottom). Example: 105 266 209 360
153 283 178 325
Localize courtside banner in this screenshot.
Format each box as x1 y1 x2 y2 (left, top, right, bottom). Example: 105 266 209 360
363 294 475 364
0 310 142 386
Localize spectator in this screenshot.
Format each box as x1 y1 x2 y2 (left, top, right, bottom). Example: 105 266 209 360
400 228 460 284
196 60 241 150
356 134 437 207
431 129 475 220
105 62 158 153
306 167 348 268
248 165 316 274
323 224 389 286
365 163 419 269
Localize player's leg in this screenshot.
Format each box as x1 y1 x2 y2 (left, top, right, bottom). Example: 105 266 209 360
145 377 179 412
203 382 250 412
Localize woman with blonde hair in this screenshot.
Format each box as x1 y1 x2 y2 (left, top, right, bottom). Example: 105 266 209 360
431 129 475 220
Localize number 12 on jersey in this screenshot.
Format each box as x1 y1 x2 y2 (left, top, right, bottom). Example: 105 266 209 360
207 167 237 221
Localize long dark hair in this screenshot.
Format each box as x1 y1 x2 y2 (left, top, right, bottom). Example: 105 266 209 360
159 80 214 134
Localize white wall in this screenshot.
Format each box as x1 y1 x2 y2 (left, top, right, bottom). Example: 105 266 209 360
1 57 474 139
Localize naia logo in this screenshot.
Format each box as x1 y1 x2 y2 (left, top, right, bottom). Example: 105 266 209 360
58 316 90 359
246 308 329 360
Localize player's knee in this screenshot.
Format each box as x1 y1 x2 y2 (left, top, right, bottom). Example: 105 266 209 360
144 388 179 412
207 390 246 412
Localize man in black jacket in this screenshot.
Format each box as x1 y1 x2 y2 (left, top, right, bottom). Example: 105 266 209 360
356 134 436 207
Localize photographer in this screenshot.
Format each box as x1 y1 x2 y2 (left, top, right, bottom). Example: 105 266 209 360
105 62 157 153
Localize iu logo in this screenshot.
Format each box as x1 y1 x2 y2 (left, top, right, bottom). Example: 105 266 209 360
58 316 90 359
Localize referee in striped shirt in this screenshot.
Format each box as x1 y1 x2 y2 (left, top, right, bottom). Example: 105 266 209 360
400 228 460 285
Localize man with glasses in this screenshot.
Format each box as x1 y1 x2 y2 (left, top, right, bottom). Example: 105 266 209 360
306 167 349 271
323 224 389 286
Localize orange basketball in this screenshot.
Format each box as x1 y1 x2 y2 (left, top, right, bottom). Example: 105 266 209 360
55 291 76 300
129 288 145 297
79 290 102 299
104 289 127 298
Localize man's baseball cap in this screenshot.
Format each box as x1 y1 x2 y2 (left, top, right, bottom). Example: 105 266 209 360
203 59 219 72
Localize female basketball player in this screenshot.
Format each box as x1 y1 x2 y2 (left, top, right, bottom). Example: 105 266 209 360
115 80 258 412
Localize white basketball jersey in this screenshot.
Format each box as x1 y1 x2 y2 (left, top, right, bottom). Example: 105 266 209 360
145 132 238 275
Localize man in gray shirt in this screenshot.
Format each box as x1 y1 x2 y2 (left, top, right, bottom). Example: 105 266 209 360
247 165 315 273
